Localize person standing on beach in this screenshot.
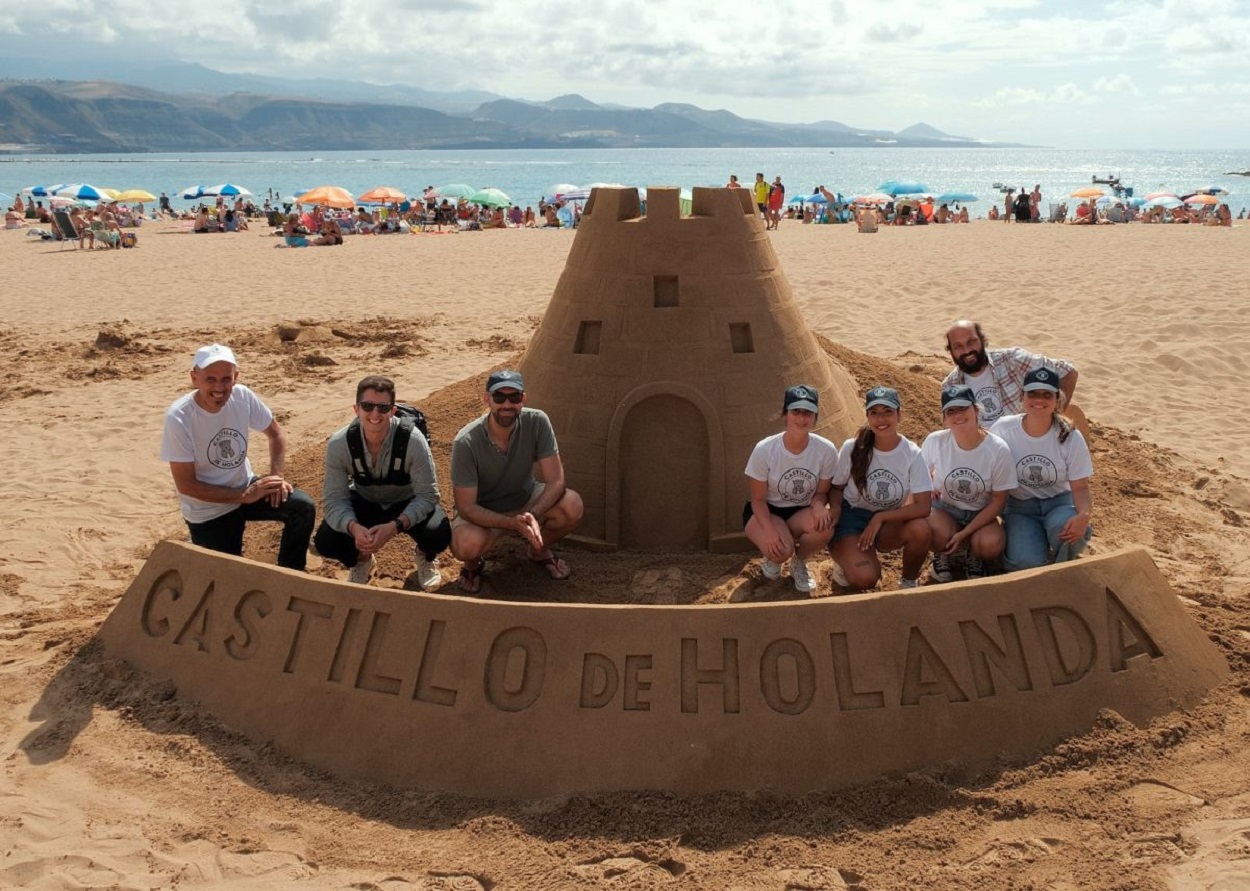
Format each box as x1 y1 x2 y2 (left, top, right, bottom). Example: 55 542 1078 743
768 176 786 229
941 320 1078 427
160 344 315 569
314 375 450 587
449 370 584 594
753 173 769 222
726 175 741 189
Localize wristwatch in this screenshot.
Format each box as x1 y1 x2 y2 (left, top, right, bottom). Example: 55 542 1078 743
394 518 406 533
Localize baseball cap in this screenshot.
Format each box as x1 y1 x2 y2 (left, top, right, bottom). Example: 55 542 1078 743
487 369 525 393
783 385 819 413
864 386 901 410
1023 367 1060 393
941 385 976 411
193 343 238 369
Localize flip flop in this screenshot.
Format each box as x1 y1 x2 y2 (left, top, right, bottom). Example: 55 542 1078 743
458 561 483 594
530 551 571 581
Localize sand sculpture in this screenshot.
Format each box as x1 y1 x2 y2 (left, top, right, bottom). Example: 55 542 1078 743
517 186 860 551
100 542 1227 797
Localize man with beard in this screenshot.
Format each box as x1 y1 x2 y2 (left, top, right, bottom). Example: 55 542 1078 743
449 370 584 594
941 320 1078 428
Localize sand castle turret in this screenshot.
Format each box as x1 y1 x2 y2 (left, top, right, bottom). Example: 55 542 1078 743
518 186 860 551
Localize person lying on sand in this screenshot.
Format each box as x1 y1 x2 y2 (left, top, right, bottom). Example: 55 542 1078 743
449 370 584 594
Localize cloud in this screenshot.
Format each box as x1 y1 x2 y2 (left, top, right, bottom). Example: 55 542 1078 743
1093 73 1139 96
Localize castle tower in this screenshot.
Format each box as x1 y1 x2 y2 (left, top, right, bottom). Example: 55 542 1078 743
518 186 861 552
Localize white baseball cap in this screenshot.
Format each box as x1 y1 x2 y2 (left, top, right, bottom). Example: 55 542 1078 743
193 343 238 369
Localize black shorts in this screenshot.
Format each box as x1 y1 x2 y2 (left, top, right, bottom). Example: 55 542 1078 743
742 501 806 527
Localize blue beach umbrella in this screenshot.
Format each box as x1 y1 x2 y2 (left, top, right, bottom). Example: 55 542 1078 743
877 179 931 196
935 191 978 204
55 183 112 202
180 185 207 200
26 183 68 197
203 183 252 197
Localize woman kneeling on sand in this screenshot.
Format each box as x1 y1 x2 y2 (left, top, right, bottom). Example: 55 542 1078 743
922 386 1015 582
989 368 1093 571
828 387 932 590
744 386 838 593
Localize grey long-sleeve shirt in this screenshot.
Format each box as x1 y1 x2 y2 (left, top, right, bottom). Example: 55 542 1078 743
322 417 440 533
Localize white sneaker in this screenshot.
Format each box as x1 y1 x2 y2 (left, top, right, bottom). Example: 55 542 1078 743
828 560 849 588
790 558 816 592
898 577 919 589
416 554 440 589
760 559 782 580
348 554 374 585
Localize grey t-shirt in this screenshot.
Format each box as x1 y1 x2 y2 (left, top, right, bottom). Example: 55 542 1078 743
451 408 558 513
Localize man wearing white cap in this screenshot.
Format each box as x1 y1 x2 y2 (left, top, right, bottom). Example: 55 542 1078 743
160 344 315 569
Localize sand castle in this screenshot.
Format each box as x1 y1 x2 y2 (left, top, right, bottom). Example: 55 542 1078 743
518 186 860 551
96 187 1229 798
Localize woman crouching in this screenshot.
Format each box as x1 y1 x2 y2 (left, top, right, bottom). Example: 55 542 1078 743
744 386 838 592
922 385 1016 581
989 367 1093 570
828 387 932 590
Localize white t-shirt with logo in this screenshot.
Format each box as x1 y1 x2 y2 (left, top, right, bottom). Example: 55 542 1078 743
745 432 839 508
989 414 1094 500
920 429 1016 511
160 384 274 523
964 367 1005 426
832 436 929 513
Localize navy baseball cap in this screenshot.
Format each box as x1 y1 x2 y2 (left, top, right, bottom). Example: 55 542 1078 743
864 386 901 410
783 385 819 413
941 385 976 411
1023 367 1060 393
487 369 525 393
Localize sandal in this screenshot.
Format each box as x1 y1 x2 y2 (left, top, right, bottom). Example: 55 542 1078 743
458 561 483 594
530 550 571 581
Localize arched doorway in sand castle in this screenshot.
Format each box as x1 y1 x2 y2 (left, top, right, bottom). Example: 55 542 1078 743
518 186 861 552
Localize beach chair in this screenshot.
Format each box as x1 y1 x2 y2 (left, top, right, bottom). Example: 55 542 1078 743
52 210 81 250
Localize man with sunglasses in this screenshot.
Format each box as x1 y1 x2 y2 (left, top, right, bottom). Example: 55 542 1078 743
161 344 315 569
314 375 450 587
450 369 583 594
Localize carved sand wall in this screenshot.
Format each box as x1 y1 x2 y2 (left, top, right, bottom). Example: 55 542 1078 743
517 186 861 551
99 543 1228 798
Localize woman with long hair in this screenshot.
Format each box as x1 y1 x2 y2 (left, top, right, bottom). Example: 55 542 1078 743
744 386 838 593
989 367 1093 571
922 385 1016 581
828 387 932 590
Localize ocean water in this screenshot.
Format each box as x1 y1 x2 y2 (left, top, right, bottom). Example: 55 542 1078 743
3 147 1248 212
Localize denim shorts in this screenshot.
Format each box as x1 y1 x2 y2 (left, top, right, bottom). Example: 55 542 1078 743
933 500 980 527
833 500 877 540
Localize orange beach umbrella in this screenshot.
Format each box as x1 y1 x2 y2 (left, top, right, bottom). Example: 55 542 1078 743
295 186 356 208
357 186 407 204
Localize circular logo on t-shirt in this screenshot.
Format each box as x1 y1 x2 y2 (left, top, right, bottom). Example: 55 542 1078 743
974 387 1003 421
207 428 247 469
1017 455 1057 489
864 468 904 509
943 467 986 504
778 467 817 504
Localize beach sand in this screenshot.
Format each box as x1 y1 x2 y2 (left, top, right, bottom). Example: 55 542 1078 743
3 218 1250 889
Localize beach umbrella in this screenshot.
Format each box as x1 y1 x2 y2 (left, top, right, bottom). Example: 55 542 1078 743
25 184 67 197
55 183 113 202
114 189 157 202
556 188 593 201
852 192 893 205
935 191 978 204
294 186 356 208
469 188 512 207
203 183 252 197
877 179 930 196
550 183 579 197
180 185 207 200
1142 195 1181 207
1184 193 1220 205
1191 185 1228 196
357 186 408 204
1143 192 1179 202
1070 187 1104 198
432 183 477 199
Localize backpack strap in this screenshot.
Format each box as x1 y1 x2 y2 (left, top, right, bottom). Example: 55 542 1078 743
387 418 413 483
346 417 415 487
345 419 371 487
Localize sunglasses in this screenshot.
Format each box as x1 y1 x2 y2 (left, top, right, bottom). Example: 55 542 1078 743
358 401 394 414
491 391 523 404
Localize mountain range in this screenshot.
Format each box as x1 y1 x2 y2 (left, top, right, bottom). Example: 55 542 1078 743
0 61 1025 153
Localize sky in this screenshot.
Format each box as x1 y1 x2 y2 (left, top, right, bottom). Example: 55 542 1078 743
3 0 1250 149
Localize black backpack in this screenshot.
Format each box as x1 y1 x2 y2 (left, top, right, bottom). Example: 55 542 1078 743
345 404 430 487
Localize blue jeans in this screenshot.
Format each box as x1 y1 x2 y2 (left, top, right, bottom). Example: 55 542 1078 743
1002 493 1091 572
186 488 316 570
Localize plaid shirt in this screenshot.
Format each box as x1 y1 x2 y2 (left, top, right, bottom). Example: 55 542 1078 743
941 347 1075 424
